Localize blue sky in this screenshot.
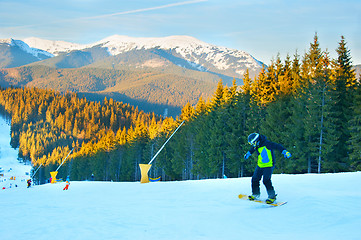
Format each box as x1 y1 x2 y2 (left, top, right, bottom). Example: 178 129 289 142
1 0 360 65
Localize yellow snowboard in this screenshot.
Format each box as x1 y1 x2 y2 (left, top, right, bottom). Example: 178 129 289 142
238 194 287 207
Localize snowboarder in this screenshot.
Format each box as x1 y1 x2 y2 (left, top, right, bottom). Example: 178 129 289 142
244 133 291 204
27 179 31 188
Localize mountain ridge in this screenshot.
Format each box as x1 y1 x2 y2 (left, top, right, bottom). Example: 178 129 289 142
22 35 264 79
0 35 265 116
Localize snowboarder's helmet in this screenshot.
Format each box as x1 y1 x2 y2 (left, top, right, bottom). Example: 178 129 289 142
248 133 260 147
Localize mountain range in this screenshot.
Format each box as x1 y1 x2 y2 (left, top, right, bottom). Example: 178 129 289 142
0 35 265 116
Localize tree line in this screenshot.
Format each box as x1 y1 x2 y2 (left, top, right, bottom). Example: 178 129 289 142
0 34 359 183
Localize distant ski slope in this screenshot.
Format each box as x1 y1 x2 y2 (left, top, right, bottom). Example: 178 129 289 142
0 116 31 189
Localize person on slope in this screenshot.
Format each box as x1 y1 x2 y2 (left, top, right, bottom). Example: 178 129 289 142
63 181 70 190
27 179 32 188
244 133 291 204
63 176 70 190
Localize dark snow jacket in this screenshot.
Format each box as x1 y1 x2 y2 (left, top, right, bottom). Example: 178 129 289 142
248 135 286 168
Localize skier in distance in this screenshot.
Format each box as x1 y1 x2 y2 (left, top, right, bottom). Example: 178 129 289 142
27 179 32 188
63 176 70 190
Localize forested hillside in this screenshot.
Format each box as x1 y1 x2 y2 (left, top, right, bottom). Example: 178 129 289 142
0 34 360 183
0 64 218 116
0 35 264 117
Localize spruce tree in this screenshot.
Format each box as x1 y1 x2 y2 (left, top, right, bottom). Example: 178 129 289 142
300 33 327 173
330 36 357 171
349 81 361 170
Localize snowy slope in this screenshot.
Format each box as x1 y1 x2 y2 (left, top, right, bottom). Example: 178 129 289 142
1 171 360 239
0 116 31 189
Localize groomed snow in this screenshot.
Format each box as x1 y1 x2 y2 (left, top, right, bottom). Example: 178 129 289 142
1 172 361 240
1 117 360 240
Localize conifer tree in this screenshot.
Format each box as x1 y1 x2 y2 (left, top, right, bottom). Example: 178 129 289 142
209 79 225 110
300 33 326 173
194 96 207 115
328 36 357 171
251 65 273 105
180 102 195 121
291 51 302 94
349 81 361 170
314 52 338 173
223 89 247 177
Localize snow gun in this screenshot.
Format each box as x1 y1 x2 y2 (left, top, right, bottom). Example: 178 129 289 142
139 120 184 183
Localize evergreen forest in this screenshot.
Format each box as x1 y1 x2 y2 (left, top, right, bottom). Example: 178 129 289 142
0 34 360 183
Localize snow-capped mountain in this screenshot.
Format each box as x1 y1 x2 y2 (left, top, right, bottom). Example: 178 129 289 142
1 38 53 60
0 35 265 116
91 35 262 74
23 37 83 56
0 38 53 68
22 35 264 78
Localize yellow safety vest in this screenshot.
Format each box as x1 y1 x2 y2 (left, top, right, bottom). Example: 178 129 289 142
257 146 273 168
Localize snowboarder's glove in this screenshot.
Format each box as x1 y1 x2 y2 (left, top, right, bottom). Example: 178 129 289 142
244 151 252 160
282 150 291 158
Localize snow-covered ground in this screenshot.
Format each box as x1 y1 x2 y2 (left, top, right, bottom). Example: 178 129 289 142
1 116 361 240
1 172 361 240
0 116 31 190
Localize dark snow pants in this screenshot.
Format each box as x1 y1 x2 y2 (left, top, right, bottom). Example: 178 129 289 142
251 166 275 198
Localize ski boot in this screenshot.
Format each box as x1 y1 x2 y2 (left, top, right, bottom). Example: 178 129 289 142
266 194 277 204
248 194 260 201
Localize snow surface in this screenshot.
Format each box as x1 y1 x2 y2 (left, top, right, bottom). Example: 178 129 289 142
0 116 31 190
1 116 361 240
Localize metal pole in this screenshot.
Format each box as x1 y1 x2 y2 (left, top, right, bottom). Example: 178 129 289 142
31 163 42 178
148 120 184 165
56 148 74 172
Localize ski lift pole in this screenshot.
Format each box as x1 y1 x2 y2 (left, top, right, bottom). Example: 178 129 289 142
31 163 43 178
50 148 74 184
148 120 184 165
56 148 74 172
139 120 185 183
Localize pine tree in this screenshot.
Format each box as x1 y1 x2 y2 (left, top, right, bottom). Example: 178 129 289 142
328 36 357 171
223 89 247 177
291 51 302 95
260 96 292 173
194 96 207 115
209 79 225 110
349 82 361 170
314 52 339 173
180 102 195 122
300 33 326 173
251 65 274 105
